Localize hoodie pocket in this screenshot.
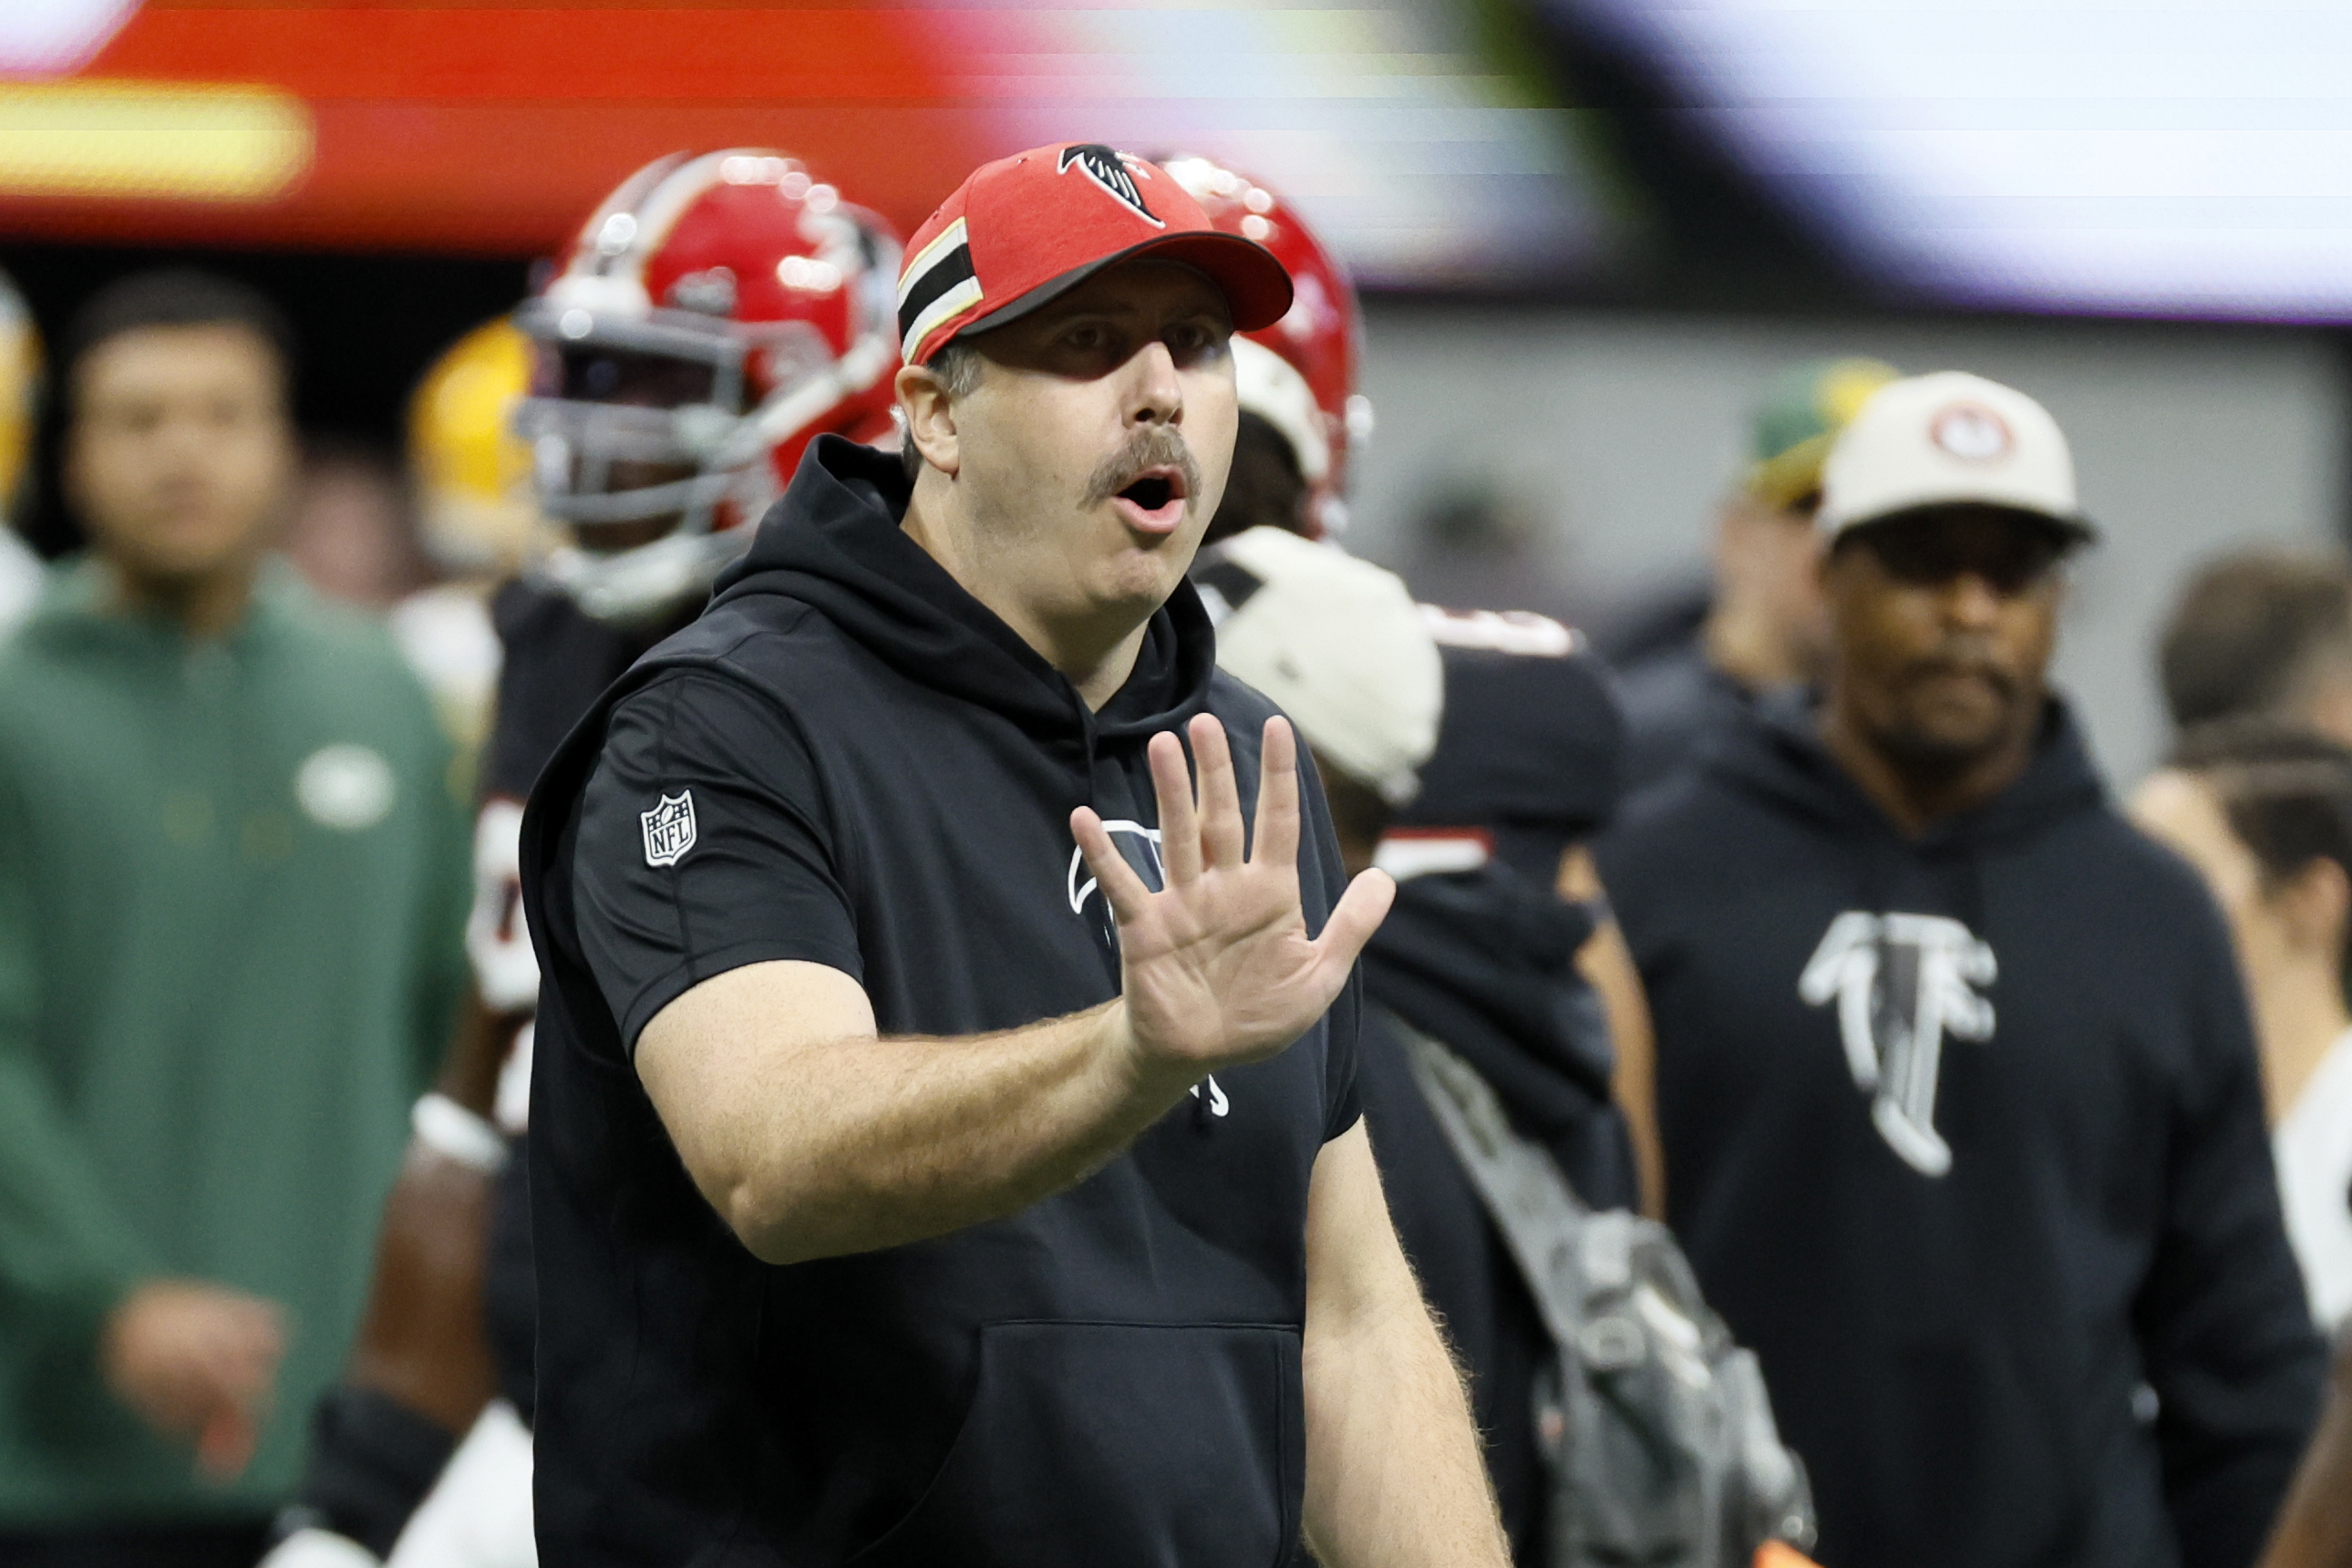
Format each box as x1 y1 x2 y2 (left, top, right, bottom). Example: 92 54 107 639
848 1319 1305 1568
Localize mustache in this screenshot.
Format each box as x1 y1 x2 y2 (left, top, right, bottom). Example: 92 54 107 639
1082 426 1202 509
1901 651 2019 697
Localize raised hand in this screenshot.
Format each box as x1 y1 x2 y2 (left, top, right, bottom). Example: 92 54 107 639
1072 714 1394 1083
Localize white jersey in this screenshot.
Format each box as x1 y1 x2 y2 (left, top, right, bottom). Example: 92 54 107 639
2275 1026 2352 1331
389 582 504 755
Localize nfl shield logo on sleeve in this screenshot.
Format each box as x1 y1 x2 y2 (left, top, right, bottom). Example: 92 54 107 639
641 791 697 867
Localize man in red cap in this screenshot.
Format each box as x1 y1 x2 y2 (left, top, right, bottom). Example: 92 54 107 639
518 144 1509 1564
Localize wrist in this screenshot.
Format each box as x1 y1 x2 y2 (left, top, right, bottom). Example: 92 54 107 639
1094 998 1196 1109
276 1386 459 1560
94 1276 162 1383
410 1092 509 1174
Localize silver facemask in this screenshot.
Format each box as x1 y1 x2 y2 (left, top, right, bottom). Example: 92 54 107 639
510 303 861 625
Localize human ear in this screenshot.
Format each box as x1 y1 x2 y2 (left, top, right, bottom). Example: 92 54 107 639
893 364 962 480
2038 557 2071 612
1712 499 1758 579
1784 518 1831 593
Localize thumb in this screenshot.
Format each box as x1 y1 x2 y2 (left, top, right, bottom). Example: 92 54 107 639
1311 868 1396 975
195 1401 260 1481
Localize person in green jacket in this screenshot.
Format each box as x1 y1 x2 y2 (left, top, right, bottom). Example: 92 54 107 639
0 271 469 1566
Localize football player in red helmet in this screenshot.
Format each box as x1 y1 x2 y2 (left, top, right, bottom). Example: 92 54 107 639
263 151 902 1568
515 150 902 624
1173 158 1687 1568
1162 156 1373 542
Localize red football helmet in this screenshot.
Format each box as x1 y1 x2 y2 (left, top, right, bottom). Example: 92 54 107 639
514 150 901 624
1161 156 1372 537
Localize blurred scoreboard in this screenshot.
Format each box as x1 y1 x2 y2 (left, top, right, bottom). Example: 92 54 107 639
0 0 1621 286
1576 0 2352 323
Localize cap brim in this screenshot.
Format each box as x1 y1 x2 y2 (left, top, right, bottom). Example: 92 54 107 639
956 230 1294 346
1833 500 2099 548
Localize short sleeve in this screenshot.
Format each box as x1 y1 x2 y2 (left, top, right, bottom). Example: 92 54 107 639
573 670 861 1052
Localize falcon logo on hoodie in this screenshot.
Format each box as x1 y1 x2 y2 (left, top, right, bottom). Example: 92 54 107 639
1799 911 1997 1177
1066 819 1163 913
1064 820 1227 1118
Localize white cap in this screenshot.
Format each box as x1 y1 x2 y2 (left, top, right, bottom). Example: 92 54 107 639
1818 370 2094 541
1198 527 1443 806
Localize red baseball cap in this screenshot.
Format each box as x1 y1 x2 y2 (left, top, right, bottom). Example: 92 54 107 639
897 142 1295 367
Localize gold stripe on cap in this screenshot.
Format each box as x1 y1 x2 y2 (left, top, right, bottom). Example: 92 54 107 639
898 215 971 308
905 276 983 365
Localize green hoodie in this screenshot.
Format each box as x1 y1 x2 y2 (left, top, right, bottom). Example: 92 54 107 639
0 560 469 1524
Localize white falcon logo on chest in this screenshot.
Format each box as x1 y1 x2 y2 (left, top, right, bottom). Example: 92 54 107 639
1799 911 1996 1177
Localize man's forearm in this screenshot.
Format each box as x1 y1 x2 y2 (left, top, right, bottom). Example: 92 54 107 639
1302 1290 1508 1567
2261 1332 2352 1568
1300 1126 1511 1567
343 1145 499 1430
639 965 1196 1265
341 995 523 1428
738 1007 1188 1263
638 717 1390 1270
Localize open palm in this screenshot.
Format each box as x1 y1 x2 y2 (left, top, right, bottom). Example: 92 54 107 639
1073 714 1394 1075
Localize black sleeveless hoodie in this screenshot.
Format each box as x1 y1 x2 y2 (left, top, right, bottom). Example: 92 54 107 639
520 438 1359 1566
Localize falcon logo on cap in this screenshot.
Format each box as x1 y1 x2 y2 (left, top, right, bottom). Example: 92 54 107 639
1930 402 2013 463
1058 145 1165 230
896 141 1293 366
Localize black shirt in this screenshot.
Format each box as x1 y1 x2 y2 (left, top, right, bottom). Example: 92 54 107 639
1596 693 2324 1568
521 438 1362 1566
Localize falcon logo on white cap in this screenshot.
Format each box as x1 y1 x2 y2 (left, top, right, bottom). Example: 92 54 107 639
1929 402 2013 463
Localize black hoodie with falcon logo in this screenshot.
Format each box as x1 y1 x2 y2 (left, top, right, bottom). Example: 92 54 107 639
1595 692 2323 1568
519 438 1360 1566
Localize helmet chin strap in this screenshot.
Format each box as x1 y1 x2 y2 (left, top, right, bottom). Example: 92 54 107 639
531 424 758 625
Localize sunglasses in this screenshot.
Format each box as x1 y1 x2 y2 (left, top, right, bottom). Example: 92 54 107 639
1849 515 2071 596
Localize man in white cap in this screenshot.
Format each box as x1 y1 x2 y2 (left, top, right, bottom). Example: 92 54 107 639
1598 372 2324 1568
